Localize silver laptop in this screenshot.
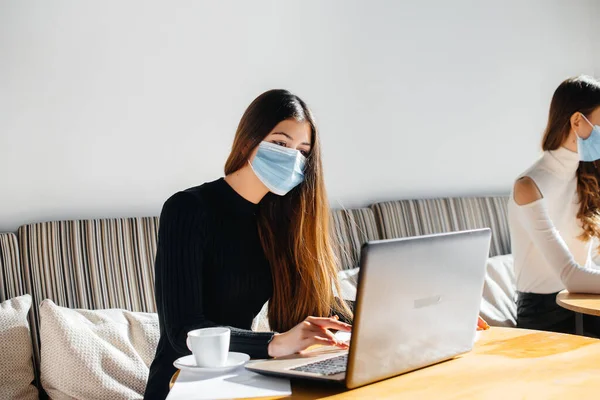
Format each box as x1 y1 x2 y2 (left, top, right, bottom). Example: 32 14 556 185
246 229 491 389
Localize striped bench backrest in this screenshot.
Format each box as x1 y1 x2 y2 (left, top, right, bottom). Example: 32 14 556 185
371 196 511 257
0 232 27 301
330 208 381 270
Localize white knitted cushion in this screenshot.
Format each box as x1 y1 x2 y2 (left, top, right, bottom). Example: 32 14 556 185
337 268 360 300
39 299 160 400
251 301 271 332
0 294 38 400
480 254 517 327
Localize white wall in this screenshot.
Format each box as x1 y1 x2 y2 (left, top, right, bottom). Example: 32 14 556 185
0 0 598 232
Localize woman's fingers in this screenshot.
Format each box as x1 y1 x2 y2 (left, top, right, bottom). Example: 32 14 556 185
312 336 337 345
298 336 335 354
305 320 335 335
307 324 338 342
302 321 337 342
477 316 490 331
305 316 352 332
299 335 349 353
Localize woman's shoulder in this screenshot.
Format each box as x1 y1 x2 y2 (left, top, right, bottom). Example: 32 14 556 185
513 156 555 186
161 179 224 218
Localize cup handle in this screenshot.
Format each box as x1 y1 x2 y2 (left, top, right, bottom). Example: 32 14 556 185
186 337 192 352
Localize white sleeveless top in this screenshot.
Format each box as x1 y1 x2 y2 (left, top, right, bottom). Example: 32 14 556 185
508 146 600 294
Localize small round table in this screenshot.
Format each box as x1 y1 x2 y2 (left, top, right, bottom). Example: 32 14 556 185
556 290 600 335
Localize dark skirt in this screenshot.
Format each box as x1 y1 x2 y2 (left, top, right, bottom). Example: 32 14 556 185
516 291 600 337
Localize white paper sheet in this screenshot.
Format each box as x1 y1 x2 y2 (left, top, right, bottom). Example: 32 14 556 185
166 363 291 400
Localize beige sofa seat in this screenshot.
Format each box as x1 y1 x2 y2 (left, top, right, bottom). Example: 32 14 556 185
18 217 159 389
13 195 517 398
17 210 379 393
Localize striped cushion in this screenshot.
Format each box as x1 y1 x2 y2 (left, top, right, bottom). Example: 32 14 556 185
0 233 27 302
371 196 510 257
18 217 159 377
331 208 380 270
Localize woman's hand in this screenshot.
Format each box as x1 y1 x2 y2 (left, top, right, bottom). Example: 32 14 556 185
477 316 490 331
268 316 352 358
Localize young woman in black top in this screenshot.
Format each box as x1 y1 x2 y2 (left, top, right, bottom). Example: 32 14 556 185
144 89 353 399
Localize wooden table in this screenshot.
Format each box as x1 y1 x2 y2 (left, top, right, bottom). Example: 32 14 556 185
171 327 600 399
556 290 600 335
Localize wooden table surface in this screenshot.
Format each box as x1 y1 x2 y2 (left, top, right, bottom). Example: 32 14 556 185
172 327 600 399
556 290 600 317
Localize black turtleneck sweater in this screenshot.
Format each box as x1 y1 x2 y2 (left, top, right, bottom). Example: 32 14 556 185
144 178 274 400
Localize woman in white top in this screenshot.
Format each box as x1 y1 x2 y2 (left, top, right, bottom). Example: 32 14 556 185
509 75 600 335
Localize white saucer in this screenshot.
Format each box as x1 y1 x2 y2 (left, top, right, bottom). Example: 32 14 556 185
173 352 250 373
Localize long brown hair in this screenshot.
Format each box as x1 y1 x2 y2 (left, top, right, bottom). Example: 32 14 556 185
224 89 352 332
542 76 600 244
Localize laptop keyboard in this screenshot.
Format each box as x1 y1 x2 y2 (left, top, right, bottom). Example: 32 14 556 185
291 354 348 376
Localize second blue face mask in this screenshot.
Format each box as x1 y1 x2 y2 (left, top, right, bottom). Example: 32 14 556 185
249 141 306 196
576 114 600 162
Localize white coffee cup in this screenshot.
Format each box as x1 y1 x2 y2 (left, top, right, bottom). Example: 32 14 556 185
186 327 231 368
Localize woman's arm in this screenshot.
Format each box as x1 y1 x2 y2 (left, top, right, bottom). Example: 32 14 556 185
513 177 600 293
155 192 274 358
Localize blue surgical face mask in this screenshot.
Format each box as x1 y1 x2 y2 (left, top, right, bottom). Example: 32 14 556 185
576 114 600 162
249 141 306 196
